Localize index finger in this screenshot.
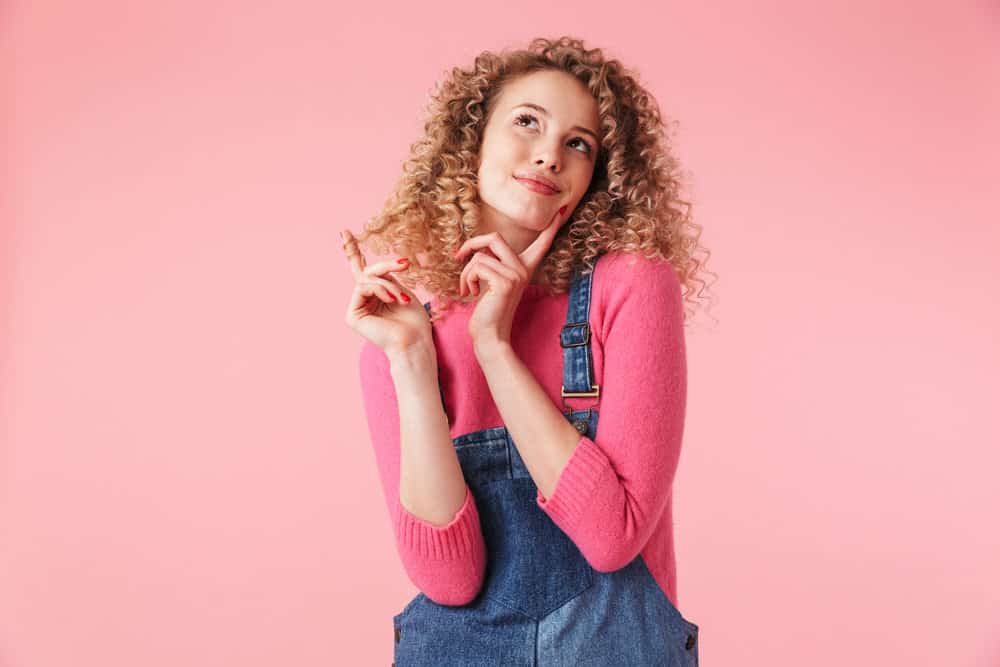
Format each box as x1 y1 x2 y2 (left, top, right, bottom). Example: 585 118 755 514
520 204 567 268
340 230 366 279
456 232 520 268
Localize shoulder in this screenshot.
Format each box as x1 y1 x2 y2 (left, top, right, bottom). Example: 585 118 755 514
594 250 681 297
590 252 685 342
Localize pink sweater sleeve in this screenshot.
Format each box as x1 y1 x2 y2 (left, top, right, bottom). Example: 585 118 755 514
535 253 688 572
358 340 487 606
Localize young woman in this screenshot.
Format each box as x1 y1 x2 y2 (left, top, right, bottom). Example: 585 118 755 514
341 36 713 666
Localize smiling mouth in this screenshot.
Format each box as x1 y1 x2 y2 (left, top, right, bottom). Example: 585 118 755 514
515 177 560 196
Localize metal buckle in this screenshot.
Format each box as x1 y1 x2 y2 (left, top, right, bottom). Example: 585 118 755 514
560 322 590 348
561 384 600 398
561 383 600 412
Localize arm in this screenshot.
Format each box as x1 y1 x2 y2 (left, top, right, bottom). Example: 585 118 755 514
359 336 487 605
474 253 687 572
470 344 582 502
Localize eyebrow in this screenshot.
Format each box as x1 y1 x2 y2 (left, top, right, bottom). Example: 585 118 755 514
513 102 600 144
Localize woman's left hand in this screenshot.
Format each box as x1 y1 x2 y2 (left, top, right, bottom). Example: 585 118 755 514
455 205 568 350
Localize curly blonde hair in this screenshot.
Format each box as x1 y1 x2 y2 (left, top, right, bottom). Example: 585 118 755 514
354 35 716 325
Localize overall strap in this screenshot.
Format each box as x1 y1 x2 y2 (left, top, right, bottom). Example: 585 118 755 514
560 255 603 414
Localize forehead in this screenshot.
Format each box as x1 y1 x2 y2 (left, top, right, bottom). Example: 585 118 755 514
496 70 599 123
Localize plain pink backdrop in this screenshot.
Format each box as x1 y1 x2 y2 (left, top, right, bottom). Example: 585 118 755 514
2 1 999 665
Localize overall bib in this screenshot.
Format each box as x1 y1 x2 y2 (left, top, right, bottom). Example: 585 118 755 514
393 256 699 666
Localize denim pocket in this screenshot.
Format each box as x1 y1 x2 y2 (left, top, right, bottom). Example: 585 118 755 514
632 554 699 665
392 591 425 626
392 593 426 665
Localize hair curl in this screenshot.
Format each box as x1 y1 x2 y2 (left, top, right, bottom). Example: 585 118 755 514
354 35 717 325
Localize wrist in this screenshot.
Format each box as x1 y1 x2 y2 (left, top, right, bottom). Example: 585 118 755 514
473 336 512 365
386 336 437 374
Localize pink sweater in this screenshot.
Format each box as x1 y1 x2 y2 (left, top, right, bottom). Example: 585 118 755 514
359 250 688 611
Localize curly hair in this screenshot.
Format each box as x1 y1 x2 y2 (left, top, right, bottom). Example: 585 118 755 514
354 35 716 325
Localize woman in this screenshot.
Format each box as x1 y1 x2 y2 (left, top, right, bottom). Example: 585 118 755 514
342 36 713 666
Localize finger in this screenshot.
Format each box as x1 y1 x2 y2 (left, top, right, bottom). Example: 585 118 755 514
362 257 410 280
467 252 520 284
454 232 520 269
462 261 479 297
374 271 417 302
460 256 474 297
460 255 485 298
366 275 412 303
358 280 397 305
468 263 511 296
341 230 366 279
520 204 568 269
460 251 515 297
347 280 392 320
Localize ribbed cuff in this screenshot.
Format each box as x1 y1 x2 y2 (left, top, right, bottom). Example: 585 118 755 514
536 435 610 529
394 485 481 560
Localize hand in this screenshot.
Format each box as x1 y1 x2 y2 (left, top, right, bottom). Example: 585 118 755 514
454 204 568 349
340 229 432 355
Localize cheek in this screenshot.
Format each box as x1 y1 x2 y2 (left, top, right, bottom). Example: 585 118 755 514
571 165 596 197
476 165 511 205
494 130 529 159
478 141 509 180
563 174 585 201
478 164 505 192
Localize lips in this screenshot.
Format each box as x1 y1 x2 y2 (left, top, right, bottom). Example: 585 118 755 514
515 176 560 196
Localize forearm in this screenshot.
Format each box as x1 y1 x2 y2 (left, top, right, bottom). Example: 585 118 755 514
473 340 581 499
388 338 468 527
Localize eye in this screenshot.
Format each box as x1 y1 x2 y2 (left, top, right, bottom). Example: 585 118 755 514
514 113 593 155
514 113 540 129
568 137 593 155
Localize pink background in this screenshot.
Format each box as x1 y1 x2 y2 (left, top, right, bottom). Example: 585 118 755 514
3 1 999 665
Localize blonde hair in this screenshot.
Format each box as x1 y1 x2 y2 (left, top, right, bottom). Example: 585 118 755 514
355 35 716 324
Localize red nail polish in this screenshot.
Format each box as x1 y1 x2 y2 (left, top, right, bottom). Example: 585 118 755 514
401 294 410 302
559 205 567 215
397 258 408 264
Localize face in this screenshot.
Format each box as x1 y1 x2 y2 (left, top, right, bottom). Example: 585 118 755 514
475 69 601 254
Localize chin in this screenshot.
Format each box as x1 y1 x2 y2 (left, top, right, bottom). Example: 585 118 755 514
509 200 559 227
482 189 560 229
514 211 552 230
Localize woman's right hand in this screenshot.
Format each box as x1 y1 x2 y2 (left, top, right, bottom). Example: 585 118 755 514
340 229 433 355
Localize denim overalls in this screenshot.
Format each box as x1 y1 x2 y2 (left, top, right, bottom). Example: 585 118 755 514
393 256 699 666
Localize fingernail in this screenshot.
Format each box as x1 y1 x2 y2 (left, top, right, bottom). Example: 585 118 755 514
401 293 410 302
397 258 408 264
559 205 567 215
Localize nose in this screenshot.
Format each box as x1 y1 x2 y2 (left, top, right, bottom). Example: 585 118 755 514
532 138 562 173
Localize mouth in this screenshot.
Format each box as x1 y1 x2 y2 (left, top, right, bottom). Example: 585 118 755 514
515 176 560 196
